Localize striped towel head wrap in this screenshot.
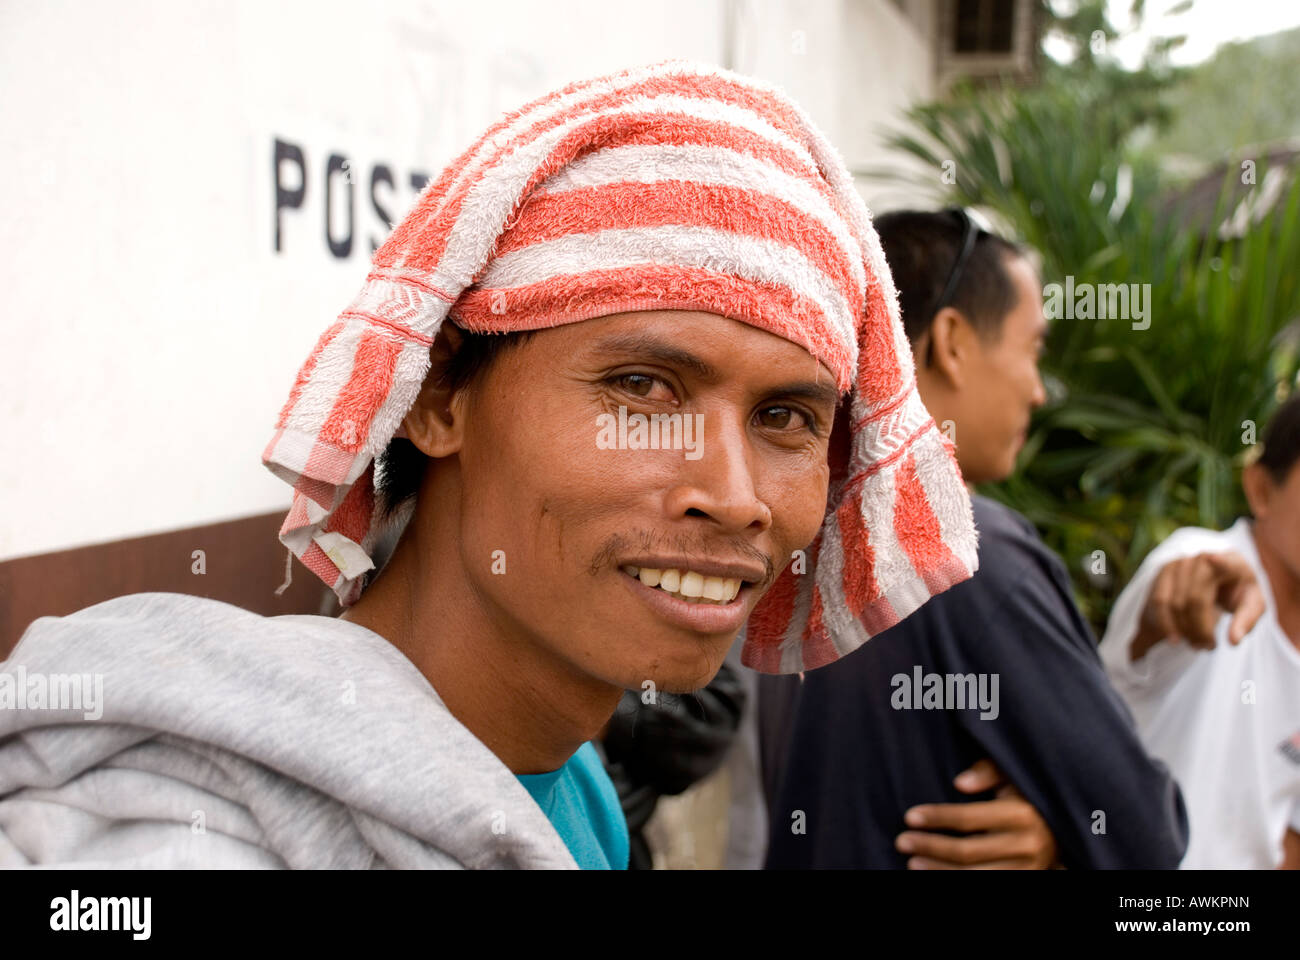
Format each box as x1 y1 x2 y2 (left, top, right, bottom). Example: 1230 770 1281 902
262 59 978 675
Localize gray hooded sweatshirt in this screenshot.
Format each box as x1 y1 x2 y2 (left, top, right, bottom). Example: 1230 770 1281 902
0 592 578 868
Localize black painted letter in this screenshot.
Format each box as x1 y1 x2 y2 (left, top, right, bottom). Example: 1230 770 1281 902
325 153 355 259
273 138 306 253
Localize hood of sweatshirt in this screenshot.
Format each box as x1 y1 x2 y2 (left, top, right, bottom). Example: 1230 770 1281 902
0 592 577 869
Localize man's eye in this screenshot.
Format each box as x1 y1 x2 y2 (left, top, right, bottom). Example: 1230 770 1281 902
756 405 811 431
611 373 674 402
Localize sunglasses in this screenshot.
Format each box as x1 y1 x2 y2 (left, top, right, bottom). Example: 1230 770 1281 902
924 207 991 368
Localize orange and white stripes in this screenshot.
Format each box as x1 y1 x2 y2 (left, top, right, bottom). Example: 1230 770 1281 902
262 59 977 674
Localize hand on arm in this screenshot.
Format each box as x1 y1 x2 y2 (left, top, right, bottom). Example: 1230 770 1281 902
1130 551 1266 661
895 758 1059 870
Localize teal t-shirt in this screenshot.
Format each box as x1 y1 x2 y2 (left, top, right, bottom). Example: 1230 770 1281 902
516 742 629 869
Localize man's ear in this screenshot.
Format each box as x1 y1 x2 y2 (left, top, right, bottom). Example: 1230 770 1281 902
1242 461 1273 520
927 306 973 390
402 323 468 459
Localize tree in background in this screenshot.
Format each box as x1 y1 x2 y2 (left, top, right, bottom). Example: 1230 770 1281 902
1152 26 1300 163
880 0 1300 630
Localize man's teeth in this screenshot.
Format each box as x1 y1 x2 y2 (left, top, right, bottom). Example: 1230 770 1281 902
622 566 742 604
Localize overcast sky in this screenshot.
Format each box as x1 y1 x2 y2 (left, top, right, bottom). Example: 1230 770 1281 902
1044 0 1300 67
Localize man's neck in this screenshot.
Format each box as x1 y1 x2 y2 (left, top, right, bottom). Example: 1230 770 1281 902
1250 522 1300 647
340 525 621 775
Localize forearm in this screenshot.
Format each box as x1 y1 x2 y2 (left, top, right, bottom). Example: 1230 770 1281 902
1281 828 1300 869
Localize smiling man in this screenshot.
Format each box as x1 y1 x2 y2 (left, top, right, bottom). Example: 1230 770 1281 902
344 310 841 779
0 61 975 869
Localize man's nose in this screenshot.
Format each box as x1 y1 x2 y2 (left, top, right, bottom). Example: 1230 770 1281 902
662 415 773 534
1030 366 1048 409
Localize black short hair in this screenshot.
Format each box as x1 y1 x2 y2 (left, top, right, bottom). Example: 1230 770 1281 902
1258 391 1300 484
873 210 1025 349
375 326 535 521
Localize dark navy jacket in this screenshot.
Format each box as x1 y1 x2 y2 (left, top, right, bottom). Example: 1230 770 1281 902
763 495 1189 869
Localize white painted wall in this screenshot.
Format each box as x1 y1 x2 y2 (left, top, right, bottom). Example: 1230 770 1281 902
838 0 943 210
0 0 933 560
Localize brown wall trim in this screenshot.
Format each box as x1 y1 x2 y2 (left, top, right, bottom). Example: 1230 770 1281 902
1 512 331 656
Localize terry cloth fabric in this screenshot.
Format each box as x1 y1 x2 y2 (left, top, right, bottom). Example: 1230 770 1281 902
0 593 579 868
262 59 978 674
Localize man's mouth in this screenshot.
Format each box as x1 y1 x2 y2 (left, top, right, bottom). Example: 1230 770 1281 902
618 565 746 605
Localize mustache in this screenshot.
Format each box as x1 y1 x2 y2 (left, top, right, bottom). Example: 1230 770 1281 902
590 529 776 587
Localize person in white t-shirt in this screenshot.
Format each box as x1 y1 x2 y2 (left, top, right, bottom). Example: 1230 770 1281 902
1100 392 1300 869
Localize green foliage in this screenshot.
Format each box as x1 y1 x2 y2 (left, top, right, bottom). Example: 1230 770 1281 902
882 78 1300 632
1035 0 1187 133
1151 27 1300 162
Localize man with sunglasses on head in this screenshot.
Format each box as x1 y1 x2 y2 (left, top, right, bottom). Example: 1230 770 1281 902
763 209 1189 869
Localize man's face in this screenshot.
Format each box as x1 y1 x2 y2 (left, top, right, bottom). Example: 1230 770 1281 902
450 310 838 693
949 255 1048 485
1246 460 1300 582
